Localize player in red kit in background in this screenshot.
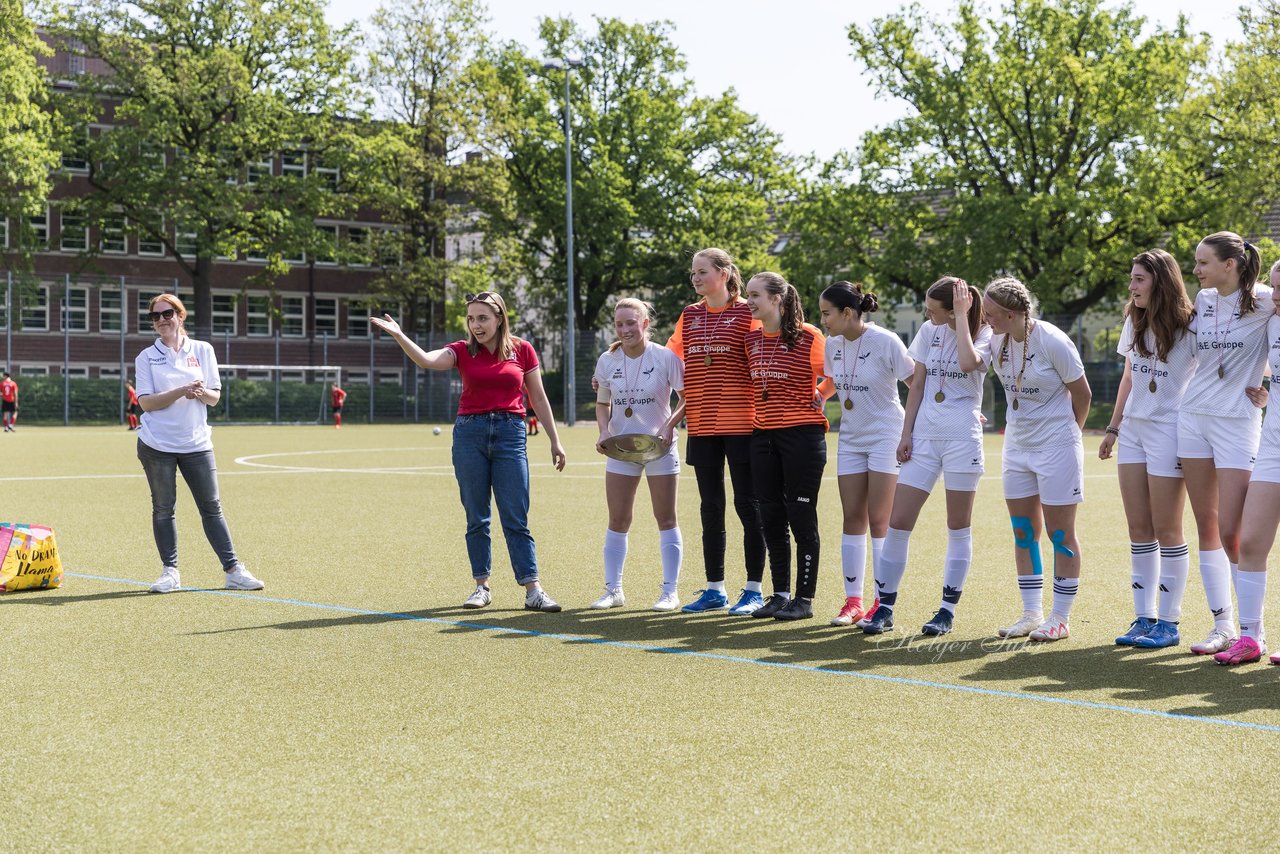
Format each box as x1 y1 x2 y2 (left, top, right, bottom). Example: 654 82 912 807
331 383 347 429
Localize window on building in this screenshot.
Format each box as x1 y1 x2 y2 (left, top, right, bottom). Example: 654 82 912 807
19 366 49 376
0 216 7 248
100 212 127 254
211 294 236 335
100 288 124 332
280 370 305 383
314 225 337 265
60 210 89 252
376 229 402 267
246 369 270 382
346 299 370 338
21 286 49 331
346 370 369 385
315 163 339 192
281 150 306 179
64 286 88 331
247 155 272 184
64 365 89 378
61 129 90 172
138 216 165 256
281 296 305 338
346 226 370 267
176 224 197 258
378 369 402 384
314 297 337 337
246 295 271 336
26 207 48 248
99 366 122 379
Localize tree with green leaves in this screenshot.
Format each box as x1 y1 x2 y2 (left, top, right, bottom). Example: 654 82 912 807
353 0 502 336
50 0 359 338
479 17 793 336
0 0 61 248
785 0 1237 321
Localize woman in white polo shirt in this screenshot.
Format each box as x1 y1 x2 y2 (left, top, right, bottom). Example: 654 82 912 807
591 298 686 611
818 281 915 628
1178 232 1272 661
1097 249 1196 649
135 294 263 594
861 277 990 636
984 277 1091 643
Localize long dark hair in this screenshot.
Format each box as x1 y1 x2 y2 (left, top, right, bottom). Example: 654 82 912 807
1127 249 1193 361
1201 231 1262 315
926 276 983 338
821 281 879 317
750 271 804 349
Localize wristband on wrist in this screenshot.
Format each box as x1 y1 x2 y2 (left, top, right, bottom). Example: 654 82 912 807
1105 426 1119 436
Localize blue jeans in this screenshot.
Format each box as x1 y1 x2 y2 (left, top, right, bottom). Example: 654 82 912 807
137 439 239 570
452 412 539 585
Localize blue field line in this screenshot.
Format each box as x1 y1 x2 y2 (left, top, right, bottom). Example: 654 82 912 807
66 571 1280 735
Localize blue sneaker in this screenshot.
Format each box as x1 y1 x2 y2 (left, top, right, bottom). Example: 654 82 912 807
1132 619 1180 649
921 608 953 636
681 588 729 613
861 604 895 635
728 589 765 616
1115 617 1157 646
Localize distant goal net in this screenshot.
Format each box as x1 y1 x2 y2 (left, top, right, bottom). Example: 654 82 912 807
214 364 343 425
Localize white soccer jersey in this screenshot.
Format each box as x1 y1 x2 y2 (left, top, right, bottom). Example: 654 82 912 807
1117 316 1197 424
825 323 915 448
594 341 684 437
991 320 1085 450
1260 315 1280 449
906 321 993 442
1183 285 1274 418
135 336 222 454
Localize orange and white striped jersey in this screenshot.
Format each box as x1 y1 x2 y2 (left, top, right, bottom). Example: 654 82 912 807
667 299 760 435
745 323 829 431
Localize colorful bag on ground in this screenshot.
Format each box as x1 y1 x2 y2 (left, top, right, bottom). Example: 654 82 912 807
0 523 64 592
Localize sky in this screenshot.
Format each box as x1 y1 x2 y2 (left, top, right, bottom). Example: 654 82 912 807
325 0 1250 160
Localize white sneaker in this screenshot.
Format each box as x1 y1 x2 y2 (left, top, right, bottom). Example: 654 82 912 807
998 611 1044 638
149 566 180 593
524 588 562 613
224 563 264 591
1190 627 1237 655
590 588 626 609
652 591 680 611
462 585 492 609
1029 614 1070 642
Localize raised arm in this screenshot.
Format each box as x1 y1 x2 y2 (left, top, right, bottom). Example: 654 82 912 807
370 315 457 371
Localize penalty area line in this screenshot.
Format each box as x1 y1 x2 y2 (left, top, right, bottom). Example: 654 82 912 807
62 571 1280 736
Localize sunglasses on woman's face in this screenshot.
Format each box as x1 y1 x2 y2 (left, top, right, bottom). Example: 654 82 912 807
149 308 177 322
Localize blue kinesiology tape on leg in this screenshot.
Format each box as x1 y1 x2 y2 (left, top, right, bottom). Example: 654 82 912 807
1050 529 1075 558
1011 515 1043 576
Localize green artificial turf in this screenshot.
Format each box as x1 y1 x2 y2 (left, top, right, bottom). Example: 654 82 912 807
3 424 1280 849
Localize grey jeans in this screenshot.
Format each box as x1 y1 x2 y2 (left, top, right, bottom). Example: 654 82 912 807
137 439 238 570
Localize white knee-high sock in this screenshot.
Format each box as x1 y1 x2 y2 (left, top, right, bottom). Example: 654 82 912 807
1129 541 1158 619
659 527 682 594
1237 570 1267 641
1157 543 1190 623
841 533 867 598
603 529 628 591
871 536 886 591
877 527 912 610
1199 548 1235 631
941 527 972 614
1052 576 1080 618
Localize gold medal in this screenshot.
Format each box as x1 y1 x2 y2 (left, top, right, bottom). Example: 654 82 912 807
1218 365 1226 379
843 398 853 410
761 390 769 402
624 406 633 418
934 391 945 403
1148 380 1157 393
1012 398 1020 411
703 354 713 366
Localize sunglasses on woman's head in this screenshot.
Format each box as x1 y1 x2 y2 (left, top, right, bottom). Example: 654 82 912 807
464 292 497 304
149 308 177 322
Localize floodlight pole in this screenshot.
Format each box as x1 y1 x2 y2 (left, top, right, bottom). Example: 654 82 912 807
545 58 583 426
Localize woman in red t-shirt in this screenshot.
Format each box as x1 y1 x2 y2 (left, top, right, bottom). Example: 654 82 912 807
372 291 566 612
